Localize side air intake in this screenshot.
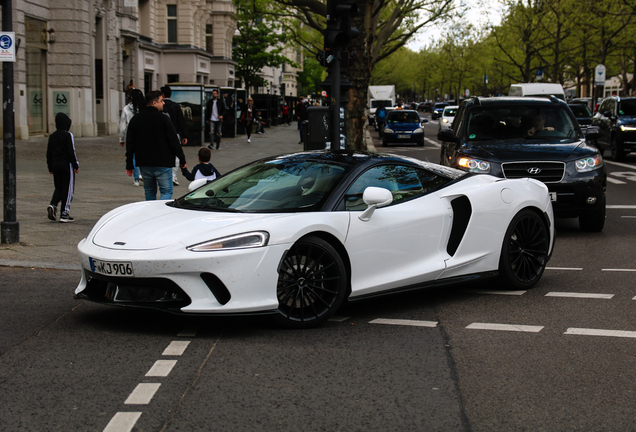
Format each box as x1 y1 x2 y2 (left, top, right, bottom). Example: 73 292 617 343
447 196 472 256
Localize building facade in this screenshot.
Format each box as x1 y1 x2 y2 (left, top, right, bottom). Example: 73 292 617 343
1 0 248 140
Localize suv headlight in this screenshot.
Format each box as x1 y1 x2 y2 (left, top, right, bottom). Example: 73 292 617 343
414 128 423 133
457 157 491 173
384 128 394 134
575 155 603 172
620 125 636 131
187 231 269 252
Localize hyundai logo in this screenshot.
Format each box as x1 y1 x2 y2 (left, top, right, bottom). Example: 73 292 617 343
527 167 542 175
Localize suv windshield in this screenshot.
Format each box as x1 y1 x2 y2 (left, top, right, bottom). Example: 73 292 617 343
465 105 579 141
174 158 350 212
618 99 636 116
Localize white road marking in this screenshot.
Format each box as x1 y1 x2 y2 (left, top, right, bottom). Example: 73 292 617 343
177 327 198 337
370 318 438 327
605 160 636 169
546 267 583 270
466 290 526 295
607 205 636 209
565 328 636 338
103 412 142 432
124 383 161 405
545 292 614 299
145 360 177 377
609 171 636 181
601 268 636 272
466 323 544 333
606 177 627 184
163 341 190 356
622 216 636 218
425 137 440 147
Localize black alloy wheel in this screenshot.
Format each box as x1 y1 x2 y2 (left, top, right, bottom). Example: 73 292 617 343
611 135 626 161
275 236 347 328
498 210 550 290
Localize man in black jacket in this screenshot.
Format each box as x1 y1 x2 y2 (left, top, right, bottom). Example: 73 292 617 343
205 89 227 150
161 85 188 186
125 90 187 200
46 112 79 223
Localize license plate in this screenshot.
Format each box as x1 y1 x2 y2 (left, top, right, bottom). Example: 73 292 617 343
549 192 557 202
90 258 134 277
398 134 410 139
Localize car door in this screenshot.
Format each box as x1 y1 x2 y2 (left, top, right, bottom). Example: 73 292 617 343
596 99 613 147
343 164 451 298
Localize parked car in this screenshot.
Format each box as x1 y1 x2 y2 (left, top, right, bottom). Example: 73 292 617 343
590 96 636 161
570 97 599 113
438 96 607 232
418 102 433 113
438 105 459 133
382 109 427 147
76 150 554 328
432 102 449 119
568 103 593 133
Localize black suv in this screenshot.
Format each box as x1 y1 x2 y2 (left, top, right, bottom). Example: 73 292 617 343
438 96 607 231
591 96 636 161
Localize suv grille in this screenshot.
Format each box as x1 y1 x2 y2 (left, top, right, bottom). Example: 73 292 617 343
501 161 565 183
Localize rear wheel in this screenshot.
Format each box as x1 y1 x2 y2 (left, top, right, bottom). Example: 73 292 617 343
274 236 347 329
498 210 550 290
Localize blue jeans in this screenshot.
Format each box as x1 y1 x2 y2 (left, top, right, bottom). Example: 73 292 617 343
133 154 140 182
139 167 173 200
210 121 222 148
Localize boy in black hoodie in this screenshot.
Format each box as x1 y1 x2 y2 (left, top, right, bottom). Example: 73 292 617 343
46 113 79 222
180 147 221 182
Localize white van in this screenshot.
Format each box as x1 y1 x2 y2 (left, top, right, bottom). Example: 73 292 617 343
509 83 566 100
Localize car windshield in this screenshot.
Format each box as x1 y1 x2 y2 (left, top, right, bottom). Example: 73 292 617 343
387 112 420 124
569 104 591 118
443 108 458 117
618 99 636 116
465 105 579 141
174 158 350 212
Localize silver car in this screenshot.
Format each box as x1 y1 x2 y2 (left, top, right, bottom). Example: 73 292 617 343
438 105 459 133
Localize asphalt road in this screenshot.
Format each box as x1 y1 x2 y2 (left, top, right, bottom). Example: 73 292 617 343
2 119 636 431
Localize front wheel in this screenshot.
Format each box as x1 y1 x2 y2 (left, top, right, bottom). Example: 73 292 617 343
611 136 626 161
579 196 606 232
498 210 550 290
274 236 347 329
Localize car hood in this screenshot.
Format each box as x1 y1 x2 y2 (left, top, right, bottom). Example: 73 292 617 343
618 116 636 125
91 201 288 251
460 139 592 162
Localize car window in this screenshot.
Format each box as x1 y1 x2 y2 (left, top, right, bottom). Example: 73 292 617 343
569 105 591 117
618 99 636 116
344 165 445 211
387 112 420 123
464 105 578 140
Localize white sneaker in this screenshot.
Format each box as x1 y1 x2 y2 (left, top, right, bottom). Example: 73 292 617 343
139 175 143 182
248 138 251 143
133 181 139 186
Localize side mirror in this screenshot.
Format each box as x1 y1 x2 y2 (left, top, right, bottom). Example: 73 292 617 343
585 125 600 139
437 128 456 142
421 118 428 124
603 111 612 118
358 187 393 222
188 178 208 192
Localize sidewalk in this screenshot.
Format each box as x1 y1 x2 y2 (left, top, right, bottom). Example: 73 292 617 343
0 124 308 270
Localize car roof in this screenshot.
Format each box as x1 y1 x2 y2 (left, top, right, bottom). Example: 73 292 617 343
443 105 459 111
463 96 565 107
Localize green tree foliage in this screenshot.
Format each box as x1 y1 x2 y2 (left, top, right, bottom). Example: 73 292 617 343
232 0 298 94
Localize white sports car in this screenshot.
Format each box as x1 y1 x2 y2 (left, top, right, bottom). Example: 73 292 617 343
76 151 555 328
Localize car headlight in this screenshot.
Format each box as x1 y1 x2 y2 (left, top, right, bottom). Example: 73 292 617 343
187 231 269 252
620 125 636 131
457 157 491 173
414 128 423 133
384 128 394 134
442 118 449 123
575 155 603 172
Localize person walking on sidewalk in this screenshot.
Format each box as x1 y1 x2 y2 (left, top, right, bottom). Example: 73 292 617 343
119 88 145 186
282 101 290 125
47 112 79 223
240 97 255 143
125 90 187 201
161 85 188 186
295 97 308 144
205 89 227 150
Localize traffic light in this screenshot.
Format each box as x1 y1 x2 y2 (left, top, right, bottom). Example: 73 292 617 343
323 0 360 51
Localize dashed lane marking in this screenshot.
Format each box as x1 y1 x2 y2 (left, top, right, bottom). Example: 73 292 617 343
466 323 544 333
545 292 614 299
124 383 161 405
464 290 526 296
546 267 583 270
145 360 178 377
607 205 636 209
163 341 191 356
602 268 636 272
103 412 142 432
565 328 636 338
370 318 438 327
425 137 440 147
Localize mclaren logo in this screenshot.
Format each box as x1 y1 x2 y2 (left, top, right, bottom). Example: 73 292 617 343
527 167 542 175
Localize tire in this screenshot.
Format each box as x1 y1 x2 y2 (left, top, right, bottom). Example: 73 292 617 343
498 210 550 290
382 140 388 147
579 196 606 232
416 140 424 147
611 136 626 161
274 236 347 329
